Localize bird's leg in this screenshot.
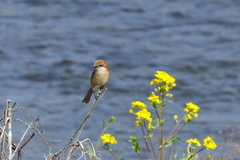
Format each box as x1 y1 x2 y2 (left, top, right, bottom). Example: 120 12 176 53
93 91 98 100
94 89 102 100
100 86 106 92
94 87 107 100
99 86 107 95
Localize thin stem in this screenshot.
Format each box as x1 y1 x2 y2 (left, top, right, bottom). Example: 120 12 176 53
75 89 107 141
141 122 152 159
109 150 120 160
166 116 185 141
158 93 165 160
187 147 205 160
53 89 107 158
95 121 110 152
148 135 157 159
171 123 185 139
6 100 13 160
158 108 164 160
168 116 184 136
12 117 38 158
137 152 144 160
20 132 35 150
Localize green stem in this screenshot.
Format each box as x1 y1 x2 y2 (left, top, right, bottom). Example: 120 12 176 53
158 107 164 160
158 92 165 160
167 116 185 141
187 147 205 160
148 135 157 159
137 152 144 160
141 121 152 159
95 122 110 152
109 150 120 160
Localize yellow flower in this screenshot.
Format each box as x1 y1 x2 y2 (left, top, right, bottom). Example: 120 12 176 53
186 112 199 120
130 101 152 127
184 102 200 121
148 92 161 104
203 137 217 150
135 108 152 122
150 71 175 85
131 101 147 109
101 134 117 144
150 71 176 91
173 115 178 120
147 122 155 129
206 154 211 158
129 109 134 114
187 138 201 147
184 102 200 113
166 93 173 97
135 117 141 127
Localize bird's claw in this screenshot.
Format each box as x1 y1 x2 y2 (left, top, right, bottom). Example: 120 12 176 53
94 88 107 100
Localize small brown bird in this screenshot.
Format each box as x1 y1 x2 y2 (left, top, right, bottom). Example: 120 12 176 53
82 60 110 103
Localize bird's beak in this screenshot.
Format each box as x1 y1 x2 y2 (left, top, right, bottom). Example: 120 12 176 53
93 65 98 69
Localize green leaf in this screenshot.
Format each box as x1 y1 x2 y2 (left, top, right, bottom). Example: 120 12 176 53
129 136 141 153
134 142 141 153
148 130 154 139
154 119 160 128
166 99 173 103
184 116 191 124
119 157 125 160
159 119 166 124
152 103 158 109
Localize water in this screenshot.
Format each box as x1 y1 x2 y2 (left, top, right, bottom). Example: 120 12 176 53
0 0 240 159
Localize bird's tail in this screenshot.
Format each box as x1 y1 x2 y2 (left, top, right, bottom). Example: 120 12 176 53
82 88 93 103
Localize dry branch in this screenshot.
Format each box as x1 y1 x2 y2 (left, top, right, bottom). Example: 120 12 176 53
0 100 49 160
0 88 107 159
48 88 107 160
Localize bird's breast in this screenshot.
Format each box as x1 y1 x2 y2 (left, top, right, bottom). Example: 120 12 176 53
91 68 110 90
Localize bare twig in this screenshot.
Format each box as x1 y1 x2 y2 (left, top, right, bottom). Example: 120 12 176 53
0 109 7 158
75 88 107 141
0 88 106 160
6 100 13 160
50 88 107 159
12 117 39 158
20 132 35 150
0 100 49 160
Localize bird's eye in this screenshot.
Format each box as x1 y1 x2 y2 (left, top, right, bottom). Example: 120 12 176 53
99 64 103 67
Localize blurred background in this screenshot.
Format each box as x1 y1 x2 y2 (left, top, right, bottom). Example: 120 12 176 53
0 0 240 159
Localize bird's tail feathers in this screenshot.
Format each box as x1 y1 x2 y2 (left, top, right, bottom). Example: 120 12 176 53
82 88 93 103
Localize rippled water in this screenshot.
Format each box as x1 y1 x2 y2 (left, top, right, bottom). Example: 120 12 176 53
0 0 240 159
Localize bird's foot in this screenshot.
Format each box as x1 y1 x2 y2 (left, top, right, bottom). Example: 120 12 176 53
94 88 107 100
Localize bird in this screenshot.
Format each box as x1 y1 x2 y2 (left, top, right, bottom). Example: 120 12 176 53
82 60 110 103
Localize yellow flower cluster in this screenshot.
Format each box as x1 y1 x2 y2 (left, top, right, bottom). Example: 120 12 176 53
203 136 217 150
101 134 117 145
147 92 161 104
186 138 201 147
130 101 153 129
184 102 200 120
150 71 176 91
187 137 217 150
131 101 147 109
135 109 152 122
